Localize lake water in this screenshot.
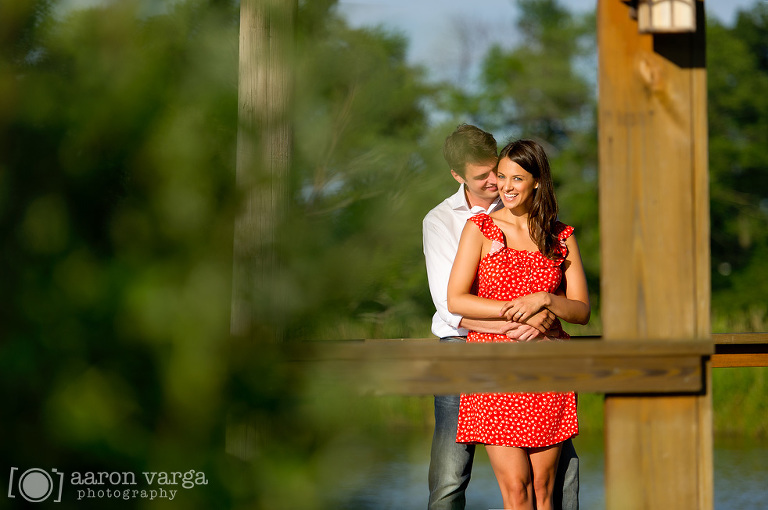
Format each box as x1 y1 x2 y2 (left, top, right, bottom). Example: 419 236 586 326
332 433 768 510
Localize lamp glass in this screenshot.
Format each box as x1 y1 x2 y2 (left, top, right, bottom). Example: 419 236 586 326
637 0 696 33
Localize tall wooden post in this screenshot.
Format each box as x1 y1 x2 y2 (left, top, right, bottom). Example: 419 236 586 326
231 0 294 339
597 0 712 508
228 0 294 459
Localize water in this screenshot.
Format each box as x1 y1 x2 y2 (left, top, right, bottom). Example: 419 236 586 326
714 437 768 510
333 433 768 510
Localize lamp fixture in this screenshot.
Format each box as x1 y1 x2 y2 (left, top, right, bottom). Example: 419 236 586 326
636 0 697 33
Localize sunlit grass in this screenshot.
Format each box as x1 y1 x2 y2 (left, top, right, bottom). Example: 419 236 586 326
712 306 767 333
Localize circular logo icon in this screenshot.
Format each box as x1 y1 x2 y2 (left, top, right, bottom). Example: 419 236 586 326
18 468 54 503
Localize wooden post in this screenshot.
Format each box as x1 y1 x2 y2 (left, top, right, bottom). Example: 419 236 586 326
228 0 294 459
597 1 712 508
230 0 294 339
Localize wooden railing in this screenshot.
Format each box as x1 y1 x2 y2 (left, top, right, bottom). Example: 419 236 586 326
285 333 767 396
712 332 768 367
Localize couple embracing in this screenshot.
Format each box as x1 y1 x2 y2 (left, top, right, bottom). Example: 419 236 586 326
423 124 590 510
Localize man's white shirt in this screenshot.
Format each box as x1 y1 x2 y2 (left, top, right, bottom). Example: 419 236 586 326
423 184 502 338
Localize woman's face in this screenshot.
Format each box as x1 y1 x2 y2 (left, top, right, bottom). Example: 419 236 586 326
496 158 537 212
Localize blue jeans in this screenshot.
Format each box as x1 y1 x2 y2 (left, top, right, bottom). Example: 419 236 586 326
554 436 579 510
427 337 579 510
428 392 475 510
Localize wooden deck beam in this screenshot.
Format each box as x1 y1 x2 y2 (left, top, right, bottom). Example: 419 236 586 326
285 333 767 395
286 338 714 395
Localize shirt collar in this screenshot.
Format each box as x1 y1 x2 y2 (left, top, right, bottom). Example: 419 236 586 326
448 184 501 214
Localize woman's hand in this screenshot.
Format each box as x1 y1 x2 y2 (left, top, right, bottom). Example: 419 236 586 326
525 307 558 334
500 292 550 323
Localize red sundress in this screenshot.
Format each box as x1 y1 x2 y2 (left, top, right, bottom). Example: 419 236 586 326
455 213 579 448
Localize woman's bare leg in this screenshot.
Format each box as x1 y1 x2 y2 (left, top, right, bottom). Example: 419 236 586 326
486 445 533 510
528 443 563 510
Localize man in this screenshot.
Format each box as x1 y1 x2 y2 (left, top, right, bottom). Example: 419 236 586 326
423 124 579 510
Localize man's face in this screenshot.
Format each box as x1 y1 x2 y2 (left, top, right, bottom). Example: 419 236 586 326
452 160 499 205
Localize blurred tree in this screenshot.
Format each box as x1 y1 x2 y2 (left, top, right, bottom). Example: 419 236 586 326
707 2 768 318
279 6 438 340
1 0 241 507
479 0 594 145
0 0 441 508
435 0 601 323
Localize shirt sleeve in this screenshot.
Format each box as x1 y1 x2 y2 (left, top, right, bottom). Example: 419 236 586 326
423 214 464 330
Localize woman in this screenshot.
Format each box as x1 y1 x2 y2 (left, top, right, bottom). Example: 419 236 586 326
447 139 590 510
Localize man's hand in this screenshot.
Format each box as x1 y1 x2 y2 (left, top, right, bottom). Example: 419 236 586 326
505 322 544 341
459 317 534 338
506 308 563 340
459 310 562 341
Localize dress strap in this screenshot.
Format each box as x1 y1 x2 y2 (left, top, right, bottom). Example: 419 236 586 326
555 222 575 258
468 213 505 243
556 222 574 241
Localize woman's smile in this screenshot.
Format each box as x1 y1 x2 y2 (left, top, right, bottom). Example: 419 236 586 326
502 190 519 202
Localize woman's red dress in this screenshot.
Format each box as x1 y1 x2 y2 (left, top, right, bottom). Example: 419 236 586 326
456 213 579 448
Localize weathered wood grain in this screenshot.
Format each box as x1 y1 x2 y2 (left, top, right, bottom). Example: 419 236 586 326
597 0 712 507
228 0 294 460
713 332 768 344
285 339 711 394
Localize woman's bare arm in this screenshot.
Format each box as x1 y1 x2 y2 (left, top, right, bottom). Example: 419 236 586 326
447 221 511 319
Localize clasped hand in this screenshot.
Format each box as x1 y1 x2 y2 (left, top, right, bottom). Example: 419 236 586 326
500 292 550 324
498 293 559 341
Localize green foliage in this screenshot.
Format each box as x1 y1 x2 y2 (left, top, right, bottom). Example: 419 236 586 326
2 0 240 507
478 1 595 145
707 4 768 316
283 10 439 340
713 367 768 437
1 1 443 508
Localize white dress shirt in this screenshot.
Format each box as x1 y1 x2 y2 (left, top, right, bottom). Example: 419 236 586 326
423 184 502 338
